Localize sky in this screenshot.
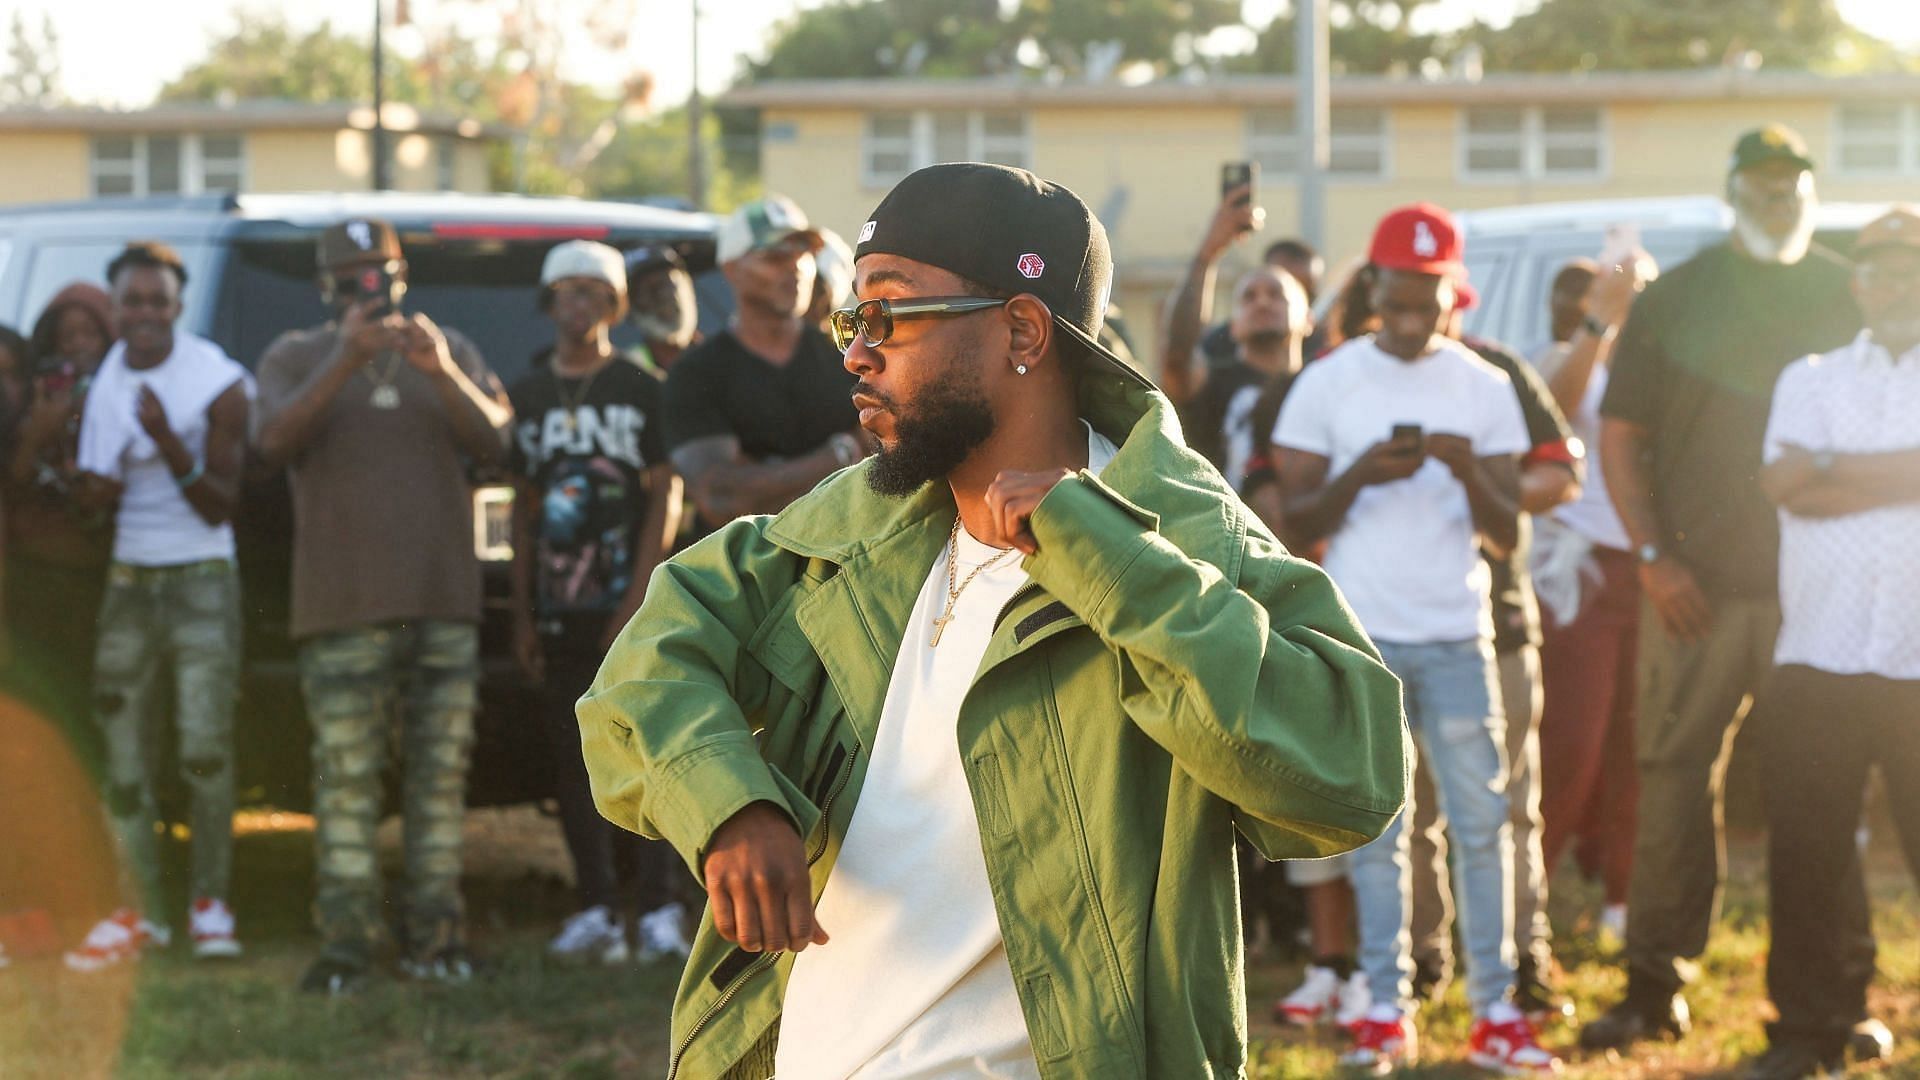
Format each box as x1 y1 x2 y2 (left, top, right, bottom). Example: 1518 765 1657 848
13 0 1920 110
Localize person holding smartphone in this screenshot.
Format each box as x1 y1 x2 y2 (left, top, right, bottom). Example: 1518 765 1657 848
1274 204 1557 1074
254 218 513 995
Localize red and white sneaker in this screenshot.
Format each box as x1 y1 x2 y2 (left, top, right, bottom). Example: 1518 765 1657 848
1341 1009 1417 1074
1469 1004 1563 1075
1275 965 1341 1025
64 909 170 972
190 898 242 960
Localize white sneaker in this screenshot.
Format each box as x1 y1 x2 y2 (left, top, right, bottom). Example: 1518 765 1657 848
637 902 692 963
190 898 243 960
1598 903 1627 944
1275 964 1342 1025
549 905 629 964
1335 971 1373 1029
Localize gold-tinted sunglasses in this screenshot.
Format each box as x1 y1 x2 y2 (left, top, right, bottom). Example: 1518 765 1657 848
829 296 1010 351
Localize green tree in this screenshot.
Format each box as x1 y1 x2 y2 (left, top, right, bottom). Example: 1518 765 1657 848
1 11 63 106
1461 0 1911 74
1020 0 1243 74
747 0 1024 80
159 14 401 104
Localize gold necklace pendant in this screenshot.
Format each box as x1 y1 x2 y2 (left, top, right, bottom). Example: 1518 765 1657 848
930 516 1017 648
370 384 402 409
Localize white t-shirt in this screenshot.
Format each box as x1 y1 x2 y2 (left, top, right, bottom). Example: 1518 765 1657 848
1764 333 1920 680
775 423 1120 1080
76 334 252 567
1273 336 1531 644
1532 341 1631 552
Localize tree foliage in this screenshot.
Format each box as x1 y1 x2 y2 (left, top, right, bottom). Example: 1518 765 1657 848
1 12 63 107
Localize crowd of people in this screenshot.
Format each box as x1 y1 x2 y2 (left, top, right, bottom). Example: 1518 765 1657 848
0 196 869 992
0 119 1913 1080
1163 123 1917 1079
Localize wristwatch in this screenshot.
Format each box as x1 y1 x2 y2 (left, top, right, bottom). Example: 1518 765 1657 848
1636 542 1663 565
828 432 861 468
1579 313 1615 340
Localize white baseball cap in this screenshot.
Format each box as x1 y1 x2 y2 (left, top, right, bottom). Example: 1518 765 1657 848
541 240 628 308
716 194 824 265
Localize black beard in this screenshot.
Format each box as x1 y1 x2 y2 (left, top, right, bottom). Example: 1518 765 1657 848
863 368 997 499
1241 328 1287 351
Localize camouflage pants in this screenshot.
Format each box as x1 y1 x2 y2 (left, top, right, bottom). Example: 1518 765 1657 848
298 619 478 966
93 559 241 912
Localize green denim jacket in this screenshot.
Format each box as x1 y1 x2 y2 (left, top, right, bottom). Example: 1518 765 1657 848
578 370 1411 1079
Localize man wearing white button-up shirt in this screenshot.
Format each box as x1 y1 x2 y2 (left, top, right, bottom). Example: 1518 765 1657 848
1746 206 1920 1080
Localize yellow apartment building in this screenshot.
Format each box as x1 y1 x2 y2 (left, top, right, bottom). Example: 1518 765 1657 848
725 70 1920 367
0 101 498 206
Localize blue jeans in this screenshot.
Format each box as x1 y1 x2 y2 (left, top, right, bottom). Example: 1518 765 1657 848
1349 638 1515 1015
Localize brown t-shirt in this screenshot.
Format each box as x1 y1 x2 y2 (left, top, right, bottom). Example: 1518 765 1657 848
254 324 504 640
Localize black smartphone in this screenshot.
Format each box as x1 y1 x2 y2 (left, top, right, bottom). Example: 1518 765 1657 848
1391 423 1424 451
354 263 405 316
1221 161 1257 207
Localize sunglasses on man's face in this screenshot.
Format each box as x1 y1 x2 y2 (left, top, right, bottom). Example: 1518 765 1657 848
829 296 1011 351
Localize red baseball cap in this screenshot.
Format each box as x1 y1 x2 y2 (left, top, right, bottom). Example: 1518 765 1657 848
1369 203 1466 277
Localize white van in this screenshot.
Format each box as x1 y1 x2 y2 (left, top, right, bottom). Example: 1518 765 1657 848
1456 195 1888 355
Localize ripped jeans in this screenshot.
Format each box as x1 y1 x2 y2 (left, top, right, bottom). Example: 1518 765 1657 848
299 620 478 966
1348 637 1517 1016
94 559 242 912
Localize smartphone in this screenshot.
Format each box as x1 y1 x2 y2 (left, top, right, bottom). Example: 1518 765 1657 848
1391 423 1424 452
355 263 406 316
1221 161 1257 207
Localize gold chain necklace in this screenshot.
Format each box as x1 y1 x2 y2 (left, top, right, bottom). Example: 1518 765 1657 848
931 515 1018 648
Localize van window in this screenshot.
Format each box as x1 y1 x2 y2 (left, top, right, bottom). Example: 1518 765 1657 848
21 240 216 342
214 236 733 388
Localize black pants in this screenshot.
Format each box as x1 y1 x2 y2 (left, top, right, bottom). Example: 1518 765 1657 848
1755 664 1920 1056
543 625 682 913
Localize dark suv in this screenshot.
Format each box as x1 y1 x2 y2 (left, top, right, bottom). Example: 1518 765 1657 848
0 191 727 810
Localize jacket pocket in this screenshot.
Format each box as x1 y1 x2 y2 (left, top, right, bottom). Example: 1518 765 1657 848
1023 972 1071 1061
971 753 1014 840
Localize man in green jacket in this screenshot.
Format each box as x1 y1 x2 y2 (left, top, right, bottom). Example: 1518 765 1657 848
578 163 1410 1079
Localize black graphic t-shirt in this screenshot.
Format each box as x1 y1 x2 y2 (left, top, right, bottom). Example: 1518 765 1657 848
508 354 668 619
1182 359 1278 494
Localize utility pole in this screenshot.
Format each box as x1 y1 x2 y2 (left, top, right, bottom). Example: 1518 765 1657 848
1294 0 1329 252
687 0 707 210
372 0 391 191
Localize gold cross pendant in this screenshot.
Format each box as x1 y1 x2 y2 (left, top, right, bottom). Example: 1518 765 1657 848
929 614 951 648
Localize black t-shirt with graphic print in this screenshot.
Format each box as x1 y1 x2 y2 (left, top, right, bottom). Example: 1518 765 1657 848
1182 358 1274 494
508 354 668 621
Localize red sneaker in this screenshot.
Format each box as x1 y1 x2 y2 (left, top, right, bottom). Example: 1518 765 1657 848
64 909 170 972
1469 1008 1563 1075
1341 1012 1417 1073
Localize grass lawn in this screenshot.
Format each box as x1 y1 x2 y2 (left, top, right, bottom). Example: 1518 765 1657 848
1 809 1913 1078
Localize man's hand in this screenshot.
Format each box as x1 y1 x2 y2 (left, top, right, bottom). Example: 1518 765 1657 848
1586 257 1649 328
1200 184 1264 262
1348 438 1427 487
1640 556 1712 642
703 801 828 954
1424 433 1478 480
982 467 1075 555
336 298 404 371
136 386 173 443
73 471 124 511
401 313 456 379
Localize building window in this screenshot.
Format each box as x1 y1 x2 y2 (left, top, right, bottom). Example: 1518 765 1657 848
89 133 248 197
861 111 1030 187
1460 106 1605 181
437 136 458 191
1246 107 1389 179
1836 103 1920 175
